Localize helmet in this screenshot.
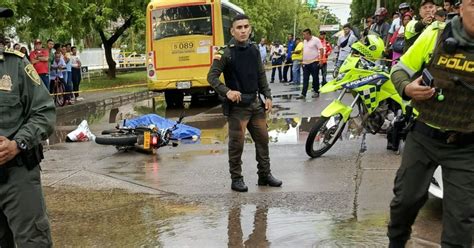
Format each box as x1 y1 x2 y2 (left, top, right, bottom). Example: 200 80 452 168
398 2 410 10
351 34 385 61
374 7 388 16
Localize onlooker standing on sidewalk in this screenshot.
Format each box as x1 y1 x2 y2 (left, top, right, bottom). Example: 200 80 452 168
270 41 285 83
62 44 73 102
282 34 295 83
29 39 50 91
70 46 83 101
336 24 358 67
297 29 323 99
291 37 303 85
258 38 267 64
319 31 332 86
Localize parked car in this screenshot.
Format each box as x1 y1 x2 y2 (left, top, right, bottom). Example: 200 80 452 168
124 52 145 67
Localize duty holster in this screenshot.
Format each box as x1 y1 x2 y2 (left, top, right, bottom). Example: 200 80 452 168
0 144 44 185
218 95 232 116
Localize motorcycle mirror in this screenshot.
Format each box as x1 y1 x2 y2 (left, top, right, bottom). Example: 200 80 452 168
178 111 185 123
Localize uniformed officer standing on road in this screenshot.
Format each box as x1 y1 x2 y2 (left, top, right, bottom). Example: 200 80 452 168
387 1 474 247
0 7 56 247
207 14 282 192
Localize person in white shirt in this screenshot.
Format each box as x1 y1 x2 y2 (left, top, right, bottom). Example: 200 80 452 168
336 24 358 67
269 41 285 83
258 38 267 64
70 46 83 101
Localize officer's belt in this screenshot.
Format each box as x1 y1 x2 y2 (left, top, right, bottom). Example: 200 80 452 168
413 121 474 145
232 93 258 106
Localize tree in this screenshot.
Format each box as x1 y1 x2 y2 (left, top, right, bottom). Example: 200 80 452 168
81 1 148 78
1 0 148 79
230 0 334 42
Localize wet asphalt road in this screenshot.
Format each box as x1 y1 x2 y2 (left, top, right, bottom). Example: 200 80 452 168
41 71 460 247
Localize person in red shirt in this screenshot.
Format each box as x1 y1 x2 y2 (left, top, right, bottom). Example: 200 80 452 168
319 31 332 86
29 39 50 91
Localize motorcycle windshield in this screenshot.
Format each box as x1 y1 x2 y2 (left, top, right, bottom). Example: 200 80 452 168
342 74 388 89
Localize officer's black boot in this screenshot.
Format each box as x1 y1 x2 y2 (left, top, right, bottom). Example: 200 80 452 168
258 174 282 187
388 239 407 248
231 178 248 192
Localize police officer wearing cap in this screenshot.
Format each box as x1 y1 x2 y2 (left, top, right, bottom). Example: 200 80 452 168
388 1 474 247
207 14 282 192
0 7 55 247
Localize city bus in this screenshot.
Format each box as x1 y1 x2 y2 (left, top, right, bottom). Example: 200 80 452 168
146 0 244 107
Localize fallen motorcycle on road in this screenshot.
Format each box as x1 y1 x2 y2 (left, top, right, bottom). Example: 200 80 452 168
95 113 198 153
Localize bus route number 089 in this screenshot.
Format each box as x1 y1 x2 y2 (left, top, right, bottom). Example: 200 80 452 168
173 42 194 50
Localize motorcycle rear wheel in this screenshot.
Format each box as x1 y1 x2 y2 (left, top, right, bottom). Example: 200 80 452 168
95 134 137 146
305 114 346 158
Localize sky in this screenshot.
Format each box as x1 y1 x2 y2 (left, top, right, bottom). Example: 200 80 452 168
317 0 352 24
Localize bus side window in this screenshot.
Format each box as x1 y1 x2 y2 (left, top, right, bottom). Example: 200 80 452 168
222 6 238 44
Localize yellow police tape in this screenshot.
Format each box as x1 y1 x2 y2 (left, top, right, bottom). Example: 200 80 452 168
49 82 148 96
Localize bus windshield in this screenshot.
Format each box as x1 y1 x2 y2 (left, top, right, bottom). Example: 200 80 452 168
152 5 213 40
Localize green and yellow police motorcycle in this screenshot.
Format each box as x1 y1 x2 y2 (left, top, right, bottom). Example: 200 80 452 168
305 35 413 158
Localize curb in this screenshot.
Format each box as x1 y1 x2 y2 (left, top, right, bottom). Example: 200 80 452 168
56 91 160 116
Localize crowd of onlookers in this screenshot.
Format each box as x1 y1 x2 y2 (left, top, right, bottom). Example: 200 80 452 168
256 0 460 99
9 39 83 105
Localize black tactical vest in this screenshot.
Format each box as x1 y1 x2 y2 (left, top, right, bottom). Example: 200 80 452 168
223 44 259 94
412 26 474 132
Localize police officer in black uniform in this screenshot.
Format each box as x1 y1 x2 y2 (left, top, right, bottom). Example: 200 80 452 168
207 14 282 192
0 7 56 247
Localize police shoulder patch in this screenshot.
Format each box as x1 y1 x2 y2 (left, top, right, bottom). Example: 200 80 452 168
24 64 41 86
4 48 25 58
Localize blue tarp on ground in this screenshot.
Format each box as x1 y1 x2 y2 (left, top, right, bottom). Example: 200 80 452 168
123 114 200 140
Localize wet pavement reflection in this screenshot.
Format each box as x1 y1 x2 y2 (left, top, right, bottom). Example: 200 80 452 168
45 184 444 247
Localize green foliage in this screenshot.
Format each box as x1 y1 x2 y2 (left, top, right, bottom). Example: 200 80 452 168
81 71 146 91
229 0 338 42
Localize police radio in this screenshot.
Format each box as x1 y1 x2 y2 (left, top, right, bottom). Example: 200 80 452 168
422 69 445 101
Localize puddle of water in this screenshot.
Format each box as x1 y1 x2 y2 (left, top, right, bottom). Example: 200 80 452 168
44 186 200 247
44 186 446 247
154 204 389 247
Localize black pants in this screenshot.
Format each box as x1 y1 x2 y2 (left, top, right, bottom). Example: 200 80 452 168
301 62 320 96
71 67 82 98
320 63 328 85
283 58 293 82
271 61 282 82
388 129 474 247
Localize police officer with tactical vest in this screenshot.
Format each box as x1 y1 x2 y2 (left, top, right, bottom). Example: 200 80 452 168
388 1 474 247
207 14 282 192
0 7 56 247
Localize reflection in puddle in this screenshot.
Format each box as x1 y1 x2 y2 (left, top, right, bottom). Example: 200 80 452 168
156 204 390 247
44 186 445 247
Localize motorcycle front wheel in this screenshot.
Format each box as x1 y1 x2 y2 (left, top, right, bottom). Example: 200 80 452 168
305 114 346 158
95 134 137 146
